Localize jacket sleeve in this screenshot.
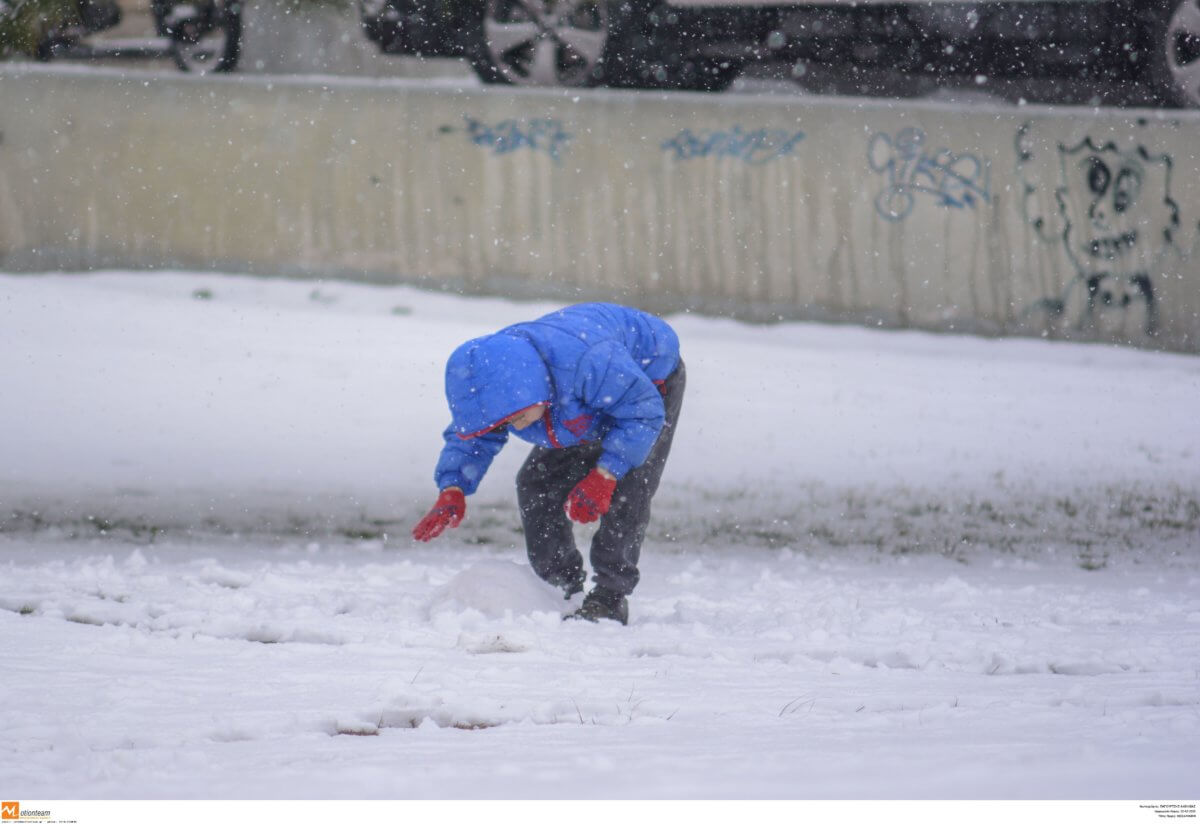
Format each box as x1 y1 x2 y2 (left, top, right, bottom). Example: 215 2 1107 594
433 423 509 495
573 341 666 479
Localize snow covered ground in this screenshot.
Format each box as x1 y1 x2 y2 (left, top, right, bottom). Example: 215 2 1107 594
1 271 1198 800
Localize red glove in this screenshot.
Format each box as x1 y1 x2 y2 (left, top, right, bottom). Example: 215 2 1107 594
565 469 617 523
412 487 466 541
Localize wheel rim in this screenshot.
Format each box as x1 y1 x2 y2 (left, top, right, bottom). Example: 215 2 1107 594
176 28 228 72
172 3 229 73
483 0 608 86
1166 0 1200 105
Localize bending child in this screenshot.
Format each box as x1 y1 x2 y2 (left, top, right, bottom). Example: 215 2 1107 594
412 303 685 625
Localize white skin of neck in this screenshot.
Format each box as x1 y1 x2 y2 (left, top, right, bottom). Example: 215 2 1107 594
508 404 613 480
509 404 546 430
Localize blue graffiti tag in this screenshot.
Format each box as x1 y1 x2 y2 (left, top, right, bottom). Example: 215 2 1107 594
661 125 806 165
460 116 572 163
868 127 991 222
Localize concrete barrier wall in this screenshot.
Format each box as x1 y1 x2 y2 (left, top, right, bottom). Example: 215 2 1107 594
3 66 1199 351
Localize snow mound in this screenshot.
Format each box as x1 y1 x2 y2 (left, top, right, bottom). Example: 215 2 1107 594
455 631 536 654
427 559 564 619
333 686 577 734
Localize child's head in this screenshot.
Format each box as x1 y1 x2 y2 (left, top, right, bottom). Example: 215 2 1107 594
444 333 551 439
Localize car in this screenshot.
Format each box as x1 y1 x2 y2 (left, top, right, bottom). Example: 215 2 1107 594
358 0 1200 106
0 0 241 72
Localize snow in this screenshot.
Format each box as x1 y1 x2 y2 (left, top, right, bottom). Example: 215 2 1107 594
0 270 1198 801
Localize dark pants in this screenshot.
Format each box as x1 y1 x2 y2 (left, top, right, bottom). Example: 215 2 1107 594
516 360 686 597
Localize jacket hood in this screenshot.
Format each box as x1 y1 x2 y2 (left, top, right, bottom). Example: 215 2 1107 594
444 332 552 438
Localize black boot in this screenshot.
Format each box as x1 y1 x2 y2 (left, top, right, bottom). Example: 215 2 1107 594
562 576 584 601
565 587 628 625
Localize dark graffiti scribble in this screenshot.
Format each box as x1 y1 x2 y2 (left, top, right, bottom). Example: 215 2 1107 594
1030 273 1159 337
868 127 991 222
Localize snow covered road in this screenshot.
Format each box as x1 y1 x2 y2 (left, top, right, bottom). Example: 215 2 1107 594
2 537 1198 799
1 272 1198 799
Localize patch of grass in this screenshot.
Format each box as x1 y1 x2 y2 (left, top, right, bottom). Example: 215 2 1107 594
84 515 164 541
450 721 500 731
339 527 387 541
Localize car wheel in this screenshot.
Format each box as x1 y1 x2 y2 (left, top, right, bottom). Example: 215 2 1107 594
1150 0 1200 107
660 57 741 92
359 0 392 45
472 0 614 86
167 0 241 73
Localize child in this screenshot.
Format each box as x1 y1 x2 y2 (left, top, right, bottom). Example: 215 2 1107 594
412 303 685 625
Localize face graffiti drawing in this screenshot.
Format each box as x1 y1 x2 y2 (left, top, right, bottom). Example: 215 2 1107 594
1018 126 1181 340
1066 149 1143 265
1056 142 1174 336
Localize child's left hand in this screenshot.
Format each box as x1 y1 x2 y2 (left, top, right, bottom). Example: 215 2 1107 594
565 469 617 523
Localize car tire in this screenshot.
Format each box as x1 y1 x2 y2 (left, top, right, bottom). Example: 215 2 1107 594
1147 0 1200 107
164 0 242 73
359 0 393 46
469 0 738 90
652 56 741 92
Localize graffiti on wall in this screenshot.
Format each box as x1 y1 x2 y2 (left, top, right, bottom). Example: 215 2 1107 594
443 116 573 163
867 127 992 222
661 125 806 165
1016 122 1183 339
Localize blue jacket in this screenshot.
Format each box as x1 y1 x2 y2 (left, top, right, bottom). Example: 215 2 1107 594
434 303 680 495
